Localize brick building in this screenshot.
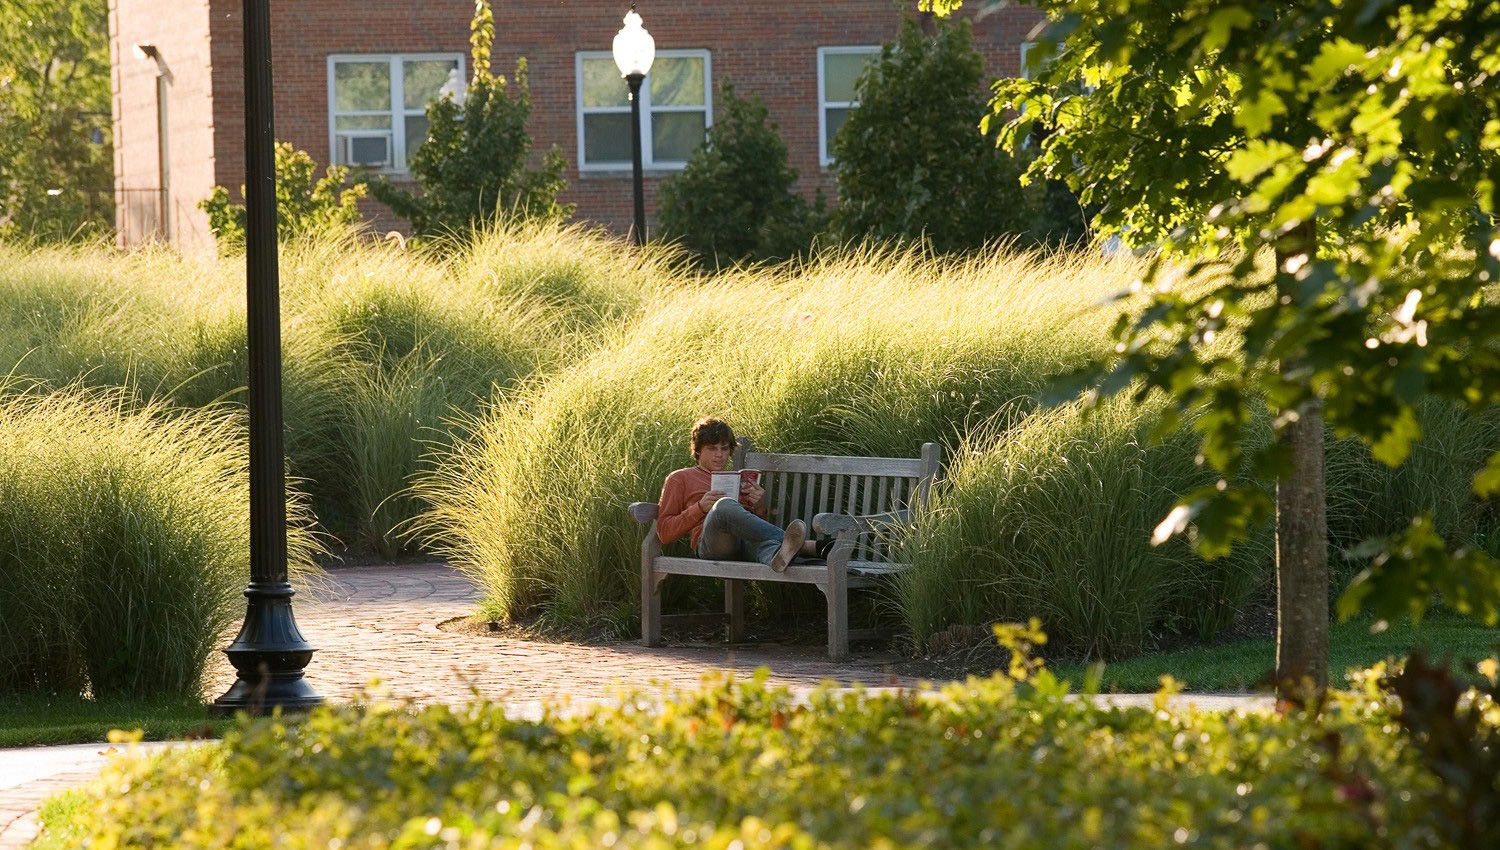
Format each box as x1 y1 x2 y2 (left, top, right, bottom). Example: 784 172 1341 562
109 1 1043 253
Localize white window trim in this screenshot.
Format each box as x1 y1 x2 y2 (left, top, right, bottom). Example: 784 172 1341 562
1019 41 1036 80
817 45 879 168
575 49 713 172
327 52 466 175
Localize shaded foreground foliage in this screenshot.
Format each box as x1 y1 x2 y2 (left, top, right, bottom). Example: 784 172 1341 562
41 662 1495 849
929 0 1500 694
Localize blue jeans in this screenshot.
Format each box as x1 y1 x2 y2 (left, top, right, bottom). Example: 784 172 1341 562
697 498 784 565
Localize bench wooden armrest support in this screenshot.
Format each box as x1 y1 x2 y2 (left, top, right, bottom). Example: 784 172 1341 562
628 502 659 524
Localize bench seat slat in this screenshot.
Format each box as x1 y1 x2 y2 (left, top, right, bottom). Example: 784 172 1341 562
652 556 905 586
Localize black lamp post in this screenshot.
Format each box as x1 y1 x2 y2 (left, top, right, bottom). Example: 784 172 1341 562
612 7 655 246
212 0 322 715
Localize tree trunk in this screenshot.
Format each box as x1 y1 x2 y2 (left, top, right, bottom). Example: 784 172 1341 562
1274 222 1329 704
1276 401 1329 701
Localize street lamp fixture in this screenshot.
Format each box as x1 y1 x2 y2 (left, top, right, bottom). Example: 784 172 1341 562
211 0 322 716
439 67 466 107
612 5 654 246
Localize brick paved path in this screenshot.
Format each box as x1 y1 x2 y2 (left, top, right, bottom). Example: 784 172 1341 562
210 562 922 703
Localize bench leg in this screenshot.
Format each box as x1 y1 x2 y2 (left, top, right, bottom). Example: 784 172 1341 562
642 571 663 647
725 579 746 643
825 582 849 662
641 523 664 647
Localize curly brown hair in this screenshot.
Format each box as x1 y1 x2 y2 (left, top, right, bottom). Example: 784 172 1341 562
690 416 736 458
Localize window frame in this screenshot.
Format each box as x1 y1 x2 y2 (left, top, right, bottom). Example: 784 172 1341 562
816 45 879 168
574 48 713 173
326 52 466 175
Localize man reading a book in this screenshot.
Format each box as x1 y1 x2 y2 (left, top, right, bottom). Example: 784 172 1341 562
656 416 807 572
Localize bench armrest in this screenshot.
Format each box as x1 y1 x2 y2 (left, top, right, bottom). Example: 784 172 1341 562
628 502 660 524
813 509 913 537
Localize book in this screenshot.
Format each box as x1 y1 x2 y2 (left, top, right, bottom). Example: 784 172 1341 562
711 469 760 502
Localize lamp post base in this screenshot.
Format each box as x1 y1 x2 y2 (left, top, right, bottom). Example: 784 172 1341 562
210 581 323 716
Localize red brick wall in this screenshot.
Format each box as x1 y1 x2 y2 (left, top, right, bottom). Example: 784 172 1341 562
120 0 1044 244
110 0 219 252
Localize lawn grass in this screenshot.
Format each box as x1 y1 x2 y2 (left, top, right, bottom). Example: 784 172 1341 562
0 694 224 748
1054 614 1500 693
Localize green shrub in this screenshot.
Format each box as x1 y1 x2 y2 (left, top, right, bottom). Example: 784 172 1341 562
45 670 1454 848
657 82 824 268
0 384 321 698
831 18 1029 253
198 143 366 251
367 0 570 239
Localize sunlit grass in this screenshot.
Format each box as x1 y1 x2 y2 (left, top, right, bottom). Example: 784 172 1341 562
0 383 321 699
1 228 1493 657
420 245 1163 636
0 221 682 553
0 694 223 747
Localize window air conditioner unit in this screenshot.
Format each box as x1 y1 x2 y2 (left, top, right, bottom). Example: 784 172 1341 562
341 135 391 168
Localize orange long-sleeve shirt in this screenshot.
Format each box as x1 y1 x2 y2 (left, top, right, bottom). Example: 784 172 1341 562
656 466 768 549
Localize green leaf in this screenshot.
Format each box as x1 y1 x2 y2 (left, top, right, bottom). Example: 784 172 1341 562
1197 7 1254 53
1339 515 1500 626
1369 404 1421 466
1307 38 1368 87
1226 140 1297 184
1474 450 1500 498
1234 89 1286 137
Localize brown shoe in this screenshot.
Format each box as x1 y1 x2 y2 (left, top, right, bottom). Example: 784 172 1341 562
770 520 807 572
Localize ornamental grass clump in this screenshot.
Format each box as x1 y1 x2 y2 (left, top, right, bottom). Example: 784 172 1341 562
896 397 1275 659
421 246 1148 634
0 221 671 554
44 667 1457 848
0 384 321 698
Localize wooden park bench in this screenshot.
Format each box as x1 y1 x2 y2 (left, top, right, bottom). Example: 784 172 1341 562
627 437 941 660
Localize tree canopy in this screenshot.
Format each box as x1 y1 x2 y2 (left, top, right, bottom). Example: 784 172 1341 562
656 82 823 268
831 17 1032 253
368 0 570 239
926 1 1499 632
199 143 366 251
0 0 112 241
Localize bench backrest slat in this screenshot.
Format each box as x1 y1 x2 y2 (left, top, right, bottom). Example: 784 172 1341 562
748 452 928 478
732 438 940 564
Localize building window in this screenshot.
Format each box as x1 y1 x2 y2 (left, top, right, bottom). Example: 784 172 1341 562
328 53 465 172
575 50 712 171
817 45 878 167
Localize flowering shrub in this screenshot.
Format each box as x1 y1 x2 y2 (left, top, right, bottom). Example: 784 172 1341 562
50 665 1463 849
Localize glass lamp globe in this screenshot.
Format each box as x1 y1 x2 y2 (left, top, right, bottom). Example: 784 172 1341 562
438 67 466 106
612 8 655 78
